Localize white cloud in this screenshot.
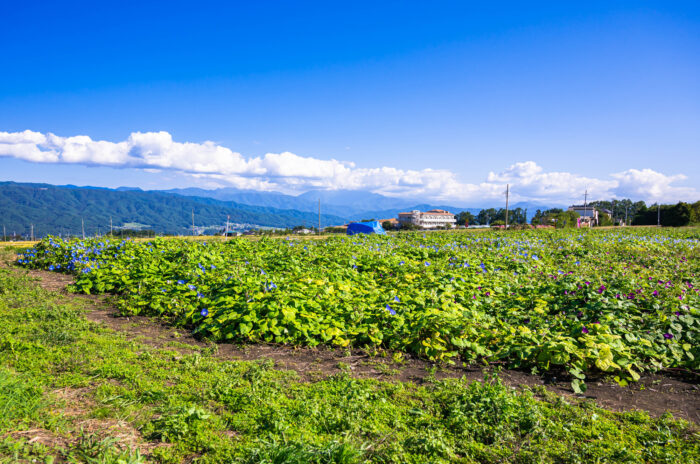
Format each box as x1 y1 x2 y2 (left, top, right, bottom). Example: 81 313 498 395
0 130 697 205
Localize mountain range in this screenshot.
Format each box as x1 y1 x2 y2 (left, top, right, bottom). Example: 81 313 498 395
0 182 551 238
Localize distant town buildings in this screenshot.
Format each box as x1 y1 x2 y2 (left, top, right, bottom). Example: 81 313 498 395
398 209 456 229
567 205 613 227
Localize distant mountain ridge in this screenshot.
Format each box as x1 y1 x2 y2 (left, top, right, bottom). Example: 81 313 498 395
0 182 347 237
161 187 474 219
0 182 555 237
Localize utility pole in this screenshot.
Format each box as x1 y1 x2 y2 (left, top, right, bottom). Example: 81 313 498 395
82 218 85 240
583 189 589 227
504 184 510 229
657 203 661 227
192 208 195 236
625 205 629 226
110 217 113 236
318 198 321 234
225 215 230 238
2 225 5 242
30 224 34 241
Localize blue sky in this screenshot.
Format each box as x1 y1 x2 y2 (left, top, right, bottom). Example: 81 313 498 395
1 1 698 205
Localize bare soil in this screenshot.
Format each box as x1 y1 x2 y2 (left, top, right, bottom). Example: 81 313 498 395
12 265 700 425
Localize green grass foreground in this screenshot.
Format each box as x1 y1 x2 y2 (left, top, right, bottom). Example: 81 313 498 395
0 267 698 463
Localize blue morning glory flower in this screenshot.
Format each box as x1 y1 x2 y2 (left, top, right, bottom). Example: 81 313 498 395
188 284 197 291
200 308 209 317
385 304 396 316
394 296 400 302
177 280 186 285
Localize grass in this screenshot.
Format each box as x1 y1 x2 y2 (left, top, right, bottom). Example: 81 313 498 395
0 264 698 463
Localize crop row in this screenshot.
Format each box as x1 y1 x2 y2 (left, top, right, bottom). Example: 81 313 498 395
18 228 699 391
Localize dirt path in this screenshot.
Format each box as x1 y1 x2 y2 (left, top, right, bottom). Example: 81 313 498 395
12 264 700 425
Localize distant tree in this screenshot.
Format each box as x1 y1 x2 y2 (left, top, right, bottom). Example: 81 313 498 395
509 207 527 224
633 202 692 227
690 201 700 224
382 221 394 231
476 208 501 225
597 214 614 227
399 222 419 230
455 211 475 226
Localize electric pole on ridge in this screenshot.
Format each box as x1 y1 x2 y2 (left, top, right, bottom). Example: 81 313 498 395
504 184 509 229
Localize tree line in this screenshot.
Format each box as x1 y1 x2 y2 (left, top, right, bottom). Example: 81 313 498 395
454 199 700 228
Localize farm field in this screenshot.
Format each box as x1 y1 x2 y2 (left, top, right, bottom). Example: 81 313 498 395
17 228 699 392
0 247 698 463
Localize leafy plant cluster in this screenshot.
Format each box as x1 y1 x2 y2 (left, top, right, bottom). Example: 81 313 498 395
18 228 700 391
0 267 697 463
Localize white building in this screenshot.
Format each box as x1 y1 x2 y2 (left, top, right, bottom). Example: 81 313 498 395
398 209 456 229
568 205 600 226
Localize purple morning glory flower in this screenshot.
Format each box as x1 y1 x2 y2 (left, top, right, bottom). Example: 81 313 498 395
597 285 605 294
581 327 589 334
674 311 681 316
584 281 591 286
385 304 396 316
652 290 659 297
200 308 209 317
663 333 673 339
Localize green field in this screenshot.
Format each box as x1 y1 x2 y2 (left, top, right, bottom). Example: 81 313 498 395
2 228 699 463
18 228 699 392
0 260 698 463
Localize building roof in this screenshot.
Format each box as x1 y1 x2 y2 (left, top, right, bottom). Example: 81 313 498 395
399 209 454 216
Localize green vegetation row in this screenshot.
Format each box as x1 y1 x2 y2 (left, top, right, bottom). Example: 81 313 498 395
1 265 698 463
18 228 699 392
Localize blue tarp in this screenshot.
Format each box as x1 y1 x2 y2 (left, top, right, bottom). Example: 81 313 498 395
346 221 386 235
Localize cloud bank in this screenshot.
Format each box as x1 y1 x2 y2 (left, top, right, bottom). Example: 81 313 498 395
1 130 697 205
